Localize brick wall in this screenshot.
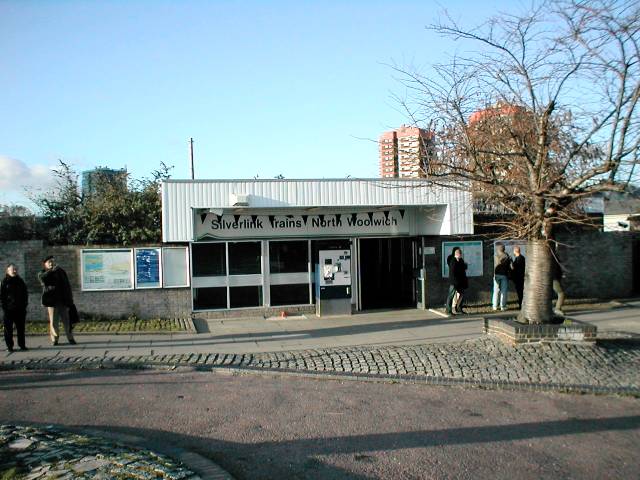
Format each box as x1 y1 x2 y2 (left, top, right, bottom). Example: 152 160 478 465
556 231 639 299
2 231 638 319
0 241 191 322
421 231 639 308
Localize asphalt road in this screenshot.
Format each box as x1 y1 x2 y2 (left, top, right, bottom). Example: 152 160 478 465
1 369 639 479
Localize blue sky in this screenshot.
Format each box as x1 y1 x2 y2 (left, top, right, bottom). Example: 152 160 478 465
1 0 519 209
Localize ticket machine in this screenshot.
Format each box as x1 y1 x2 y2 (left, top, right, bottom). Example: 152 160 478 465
315 249 352 316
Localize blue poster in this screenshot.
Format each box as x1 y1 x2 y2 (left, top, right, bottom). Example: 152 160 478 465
135 248 161 288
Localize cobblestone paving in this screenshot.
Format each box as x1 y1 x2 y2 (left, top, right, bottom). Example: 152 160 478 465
2 338 639 395
244 338 640 393
0 425 199 479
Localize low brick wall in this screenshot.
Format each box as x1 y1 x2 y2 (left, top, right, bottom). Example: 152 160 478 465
1 241 190 322
192 304 316 320
484 317 597 345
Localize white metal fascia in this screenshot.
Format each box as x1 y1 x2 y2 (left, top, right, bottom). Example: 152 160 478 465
162 179 474 242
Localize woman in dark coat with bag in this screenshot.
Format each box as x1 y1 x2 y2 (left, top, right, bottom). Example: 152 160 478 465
37 255 76 346
1 263 28 352
445 247 469 315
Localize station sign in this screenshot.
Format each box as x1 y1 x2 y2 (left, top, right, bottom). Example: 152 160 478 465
194 210 409 240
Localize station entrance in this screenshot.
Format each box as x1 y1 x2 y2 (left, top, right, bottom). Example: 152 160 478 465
358 237 419 310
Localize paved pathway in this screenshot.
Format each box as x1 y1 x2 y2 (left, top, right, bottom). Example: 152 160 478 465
4 300 640 359
1 301 639 395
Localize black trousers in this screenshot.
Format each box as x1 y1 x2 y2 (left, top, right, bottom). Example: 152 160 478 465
3 308 26 350
514 279 525 309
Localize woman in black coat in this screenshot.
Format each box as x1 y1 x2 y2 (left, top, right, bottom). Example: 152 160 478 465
38 255 75 346
1 263 28 352
446 247 469 315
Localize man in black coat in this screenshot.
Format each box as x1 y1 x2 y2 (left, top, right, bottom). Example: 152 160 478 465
38 255 76 346
512 246 526 309
1 263 28 352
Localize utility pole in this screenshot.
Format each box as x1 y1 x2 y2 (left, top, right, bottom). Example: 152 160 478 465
189 138 195 179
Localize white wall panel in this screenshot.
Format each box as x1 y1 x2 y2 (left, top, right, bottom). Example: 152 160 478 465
162 179 473 242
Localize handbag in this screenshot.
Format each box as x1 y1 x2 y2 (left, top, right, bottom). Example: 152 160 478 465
69 304 80 326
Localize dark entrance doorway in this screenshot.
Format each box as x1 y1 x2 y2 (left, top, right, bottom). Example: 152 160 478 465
359 237 415 310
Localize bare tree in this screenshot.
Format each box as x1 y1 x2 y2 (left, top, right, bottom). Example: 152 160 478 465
393 0 639 323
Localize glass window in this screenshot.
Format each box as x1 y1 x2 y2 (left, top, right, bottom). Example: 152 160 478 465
193 287 227 310
230 286 262 308
269 241 308 274
270 284 309 306
228 242 261 275
192 243 226 277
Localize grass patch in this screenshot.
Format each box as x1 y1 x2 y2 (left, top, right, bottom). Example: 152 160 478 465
0 467 20 480
1 315 190 335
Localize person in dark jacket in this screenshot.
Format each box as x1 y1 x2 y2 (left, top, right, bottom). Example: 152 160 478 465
445 247 468 315
37 256 76 346
1 263 28 352
492 243 512 311
511 246 526 309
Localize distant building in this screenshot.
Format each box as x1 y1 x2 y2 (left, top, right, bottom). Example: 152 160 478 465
81 167 127 197
379 125 434 178
598 188 640 231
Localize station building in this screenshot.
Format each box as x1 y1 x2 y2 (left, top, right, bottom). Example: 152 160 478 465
161 178 473 314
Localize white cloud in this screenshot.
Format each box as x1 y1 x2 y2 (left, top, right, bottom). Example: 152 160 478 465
0 155 56 193
0 156 58 208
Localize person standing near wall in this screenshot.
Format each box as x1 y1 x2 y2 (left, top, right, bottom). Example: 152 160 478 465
492 243 512 311
445 247 468 315
1 263 28 352
551 245 566 317
37 256 76 346
512 246 526 309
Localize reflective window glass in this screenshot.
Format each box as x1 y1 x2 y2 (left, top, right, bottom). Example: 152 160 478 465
270 284 310 306
192 243 226 277
269 241 308 274
228 242 261 275
230 286 262 308
193 287 227 310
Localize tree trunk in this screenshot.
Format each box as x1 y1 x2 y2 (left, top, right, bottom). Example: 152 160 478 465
518 239 554 324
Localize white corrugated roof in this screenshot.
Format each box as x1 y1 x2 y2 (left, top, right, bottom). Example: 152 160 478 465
162 178 473 242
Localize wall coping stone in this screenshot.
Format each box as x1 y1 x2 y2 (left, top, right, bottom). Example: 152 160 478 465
484 316 598 345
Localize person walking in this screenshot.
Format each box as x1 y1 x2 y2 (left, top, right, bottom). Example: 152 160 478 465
492 243 512 311
1 263 29 353
37 256 76 346
445 247 468 315
511 246 526 309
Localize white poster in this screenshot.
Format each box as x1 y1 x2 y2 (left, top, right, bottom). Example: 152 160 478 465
442 241 483 277
81 249 134 290
162 247 190 288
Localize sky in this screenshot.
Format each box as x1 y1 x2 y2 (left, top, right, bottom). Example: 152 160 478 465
1 0 520 209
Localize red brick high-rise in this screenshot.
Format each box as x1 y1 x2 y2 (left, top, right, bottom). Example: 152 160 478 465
379 125 433 178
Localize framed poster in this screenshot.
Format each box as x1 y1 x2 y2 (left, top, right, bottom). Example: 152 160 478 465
162 247 190 288
135 248 162 289
442 241 483 277
81 249 134 291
